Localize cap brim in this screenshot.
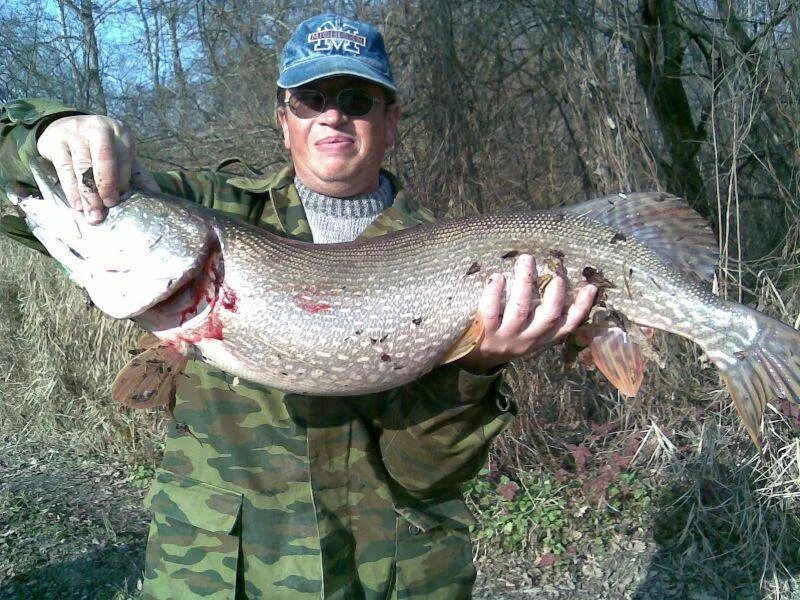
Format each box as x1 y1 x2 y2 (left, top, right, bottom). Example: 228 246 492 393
277 55 396 91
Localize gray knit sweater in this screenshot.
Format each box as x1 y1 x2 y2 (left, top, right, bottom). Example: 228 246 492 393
295 175 393 243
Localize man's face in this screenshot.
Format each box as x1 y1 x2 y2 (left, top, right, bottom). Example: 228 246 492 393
277 76 400 197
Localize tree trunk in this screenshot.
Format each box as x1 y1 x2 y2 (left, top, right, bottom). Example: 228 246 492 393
166 1 188 130
78 0 107 113
195 0 221 77
633 0 707 215
419 0 484 215
56 0 84 107
136 0 161 90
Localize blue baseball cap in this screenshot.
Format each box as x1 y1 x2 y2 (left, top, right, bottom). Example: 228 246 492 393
278 13 396 92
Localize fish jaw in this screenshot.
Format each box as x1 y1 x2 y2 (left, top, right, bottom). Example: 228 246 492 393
134 245 227 354
76 201 216 319
12 160 215 318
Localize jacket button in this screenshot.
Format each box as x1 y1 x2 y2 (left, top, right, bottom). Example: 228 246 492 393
496 395 512 412
408 524 421 536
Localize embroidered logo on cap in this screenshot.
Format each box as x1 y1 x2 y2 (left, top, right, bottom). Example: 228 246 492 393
307 20 366 55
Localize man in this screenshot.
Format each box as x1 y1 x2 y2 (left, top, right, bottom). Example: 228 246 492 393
0 13 595 599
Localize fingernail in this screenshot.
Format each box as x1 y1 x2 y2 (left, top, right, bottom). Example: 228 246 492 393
88 208 104 223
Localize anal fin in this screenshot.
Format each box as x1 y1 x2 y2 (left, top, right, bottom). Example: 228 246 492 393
572 307 658 397
587 326 647 397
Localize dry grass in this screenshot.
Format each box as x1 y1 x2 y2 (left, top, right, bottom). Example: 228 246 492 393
0 235 164 465
483 322 800 597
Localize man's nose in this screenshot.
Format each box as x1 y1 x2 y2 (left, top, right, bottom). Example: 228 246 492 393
317 103 347 124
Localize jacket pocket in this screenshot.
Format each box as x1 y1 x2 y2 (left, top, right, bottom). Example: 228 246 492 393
391 502 476 599
142 469 243 600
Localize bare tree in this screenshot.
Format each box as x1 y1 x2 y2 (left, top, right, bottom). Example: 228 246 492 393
165 0 189 129
57 0 107 112
135 0 163 90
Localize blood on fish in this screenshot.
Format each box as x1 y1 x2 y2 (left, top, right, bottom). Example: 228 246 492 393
295 297 332 313
293 289 332 314
221 286 238 311
203 312 225 340
178 293 202 325
172 310 225 346
178 250 222 325
168 247 227 343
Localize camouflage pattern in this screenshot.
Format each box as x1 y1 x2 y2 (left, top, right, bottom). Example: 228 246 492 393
0 99 517 599
0 99 85 254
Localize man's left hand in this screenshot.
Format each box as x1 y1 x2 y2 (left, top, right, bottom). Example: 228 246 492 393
457 254 597 374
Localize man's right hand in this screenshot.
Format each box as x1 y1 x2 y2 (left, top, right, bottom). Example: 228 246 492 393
36 115 159 223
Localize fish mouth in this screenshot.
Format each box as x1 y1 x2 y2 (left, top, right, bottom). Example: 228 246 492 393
135 239 225 336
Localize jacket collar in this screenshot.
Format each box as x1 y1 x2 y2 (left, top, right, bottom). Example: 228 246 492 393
263 165 431 241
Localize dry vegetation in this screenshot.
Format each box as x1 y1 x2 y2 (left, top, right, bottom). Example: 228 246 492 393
1 0 800 598
0 237 164 460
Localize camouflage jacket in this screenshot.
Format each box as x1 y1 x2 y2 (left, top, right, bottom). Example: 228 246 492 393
0 99 517 599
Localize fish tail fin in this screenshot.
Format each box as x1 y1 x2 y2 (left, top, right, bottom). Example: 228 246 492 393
710 306 800 449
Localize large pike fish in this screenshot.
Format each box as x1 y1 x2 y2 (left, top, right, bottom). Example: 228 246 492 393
8 159 800 446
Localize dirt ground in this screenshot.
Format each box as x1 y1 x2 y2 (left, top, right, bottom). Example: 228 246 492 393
0 443 148 600
0 441 796 600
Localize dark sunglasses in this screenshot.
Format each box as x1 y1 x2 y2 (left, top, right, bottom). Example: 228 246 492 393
283 88 386 118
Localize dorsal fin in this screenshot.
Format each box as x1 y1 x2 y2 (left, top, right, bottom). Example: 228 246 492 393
562 192 718 281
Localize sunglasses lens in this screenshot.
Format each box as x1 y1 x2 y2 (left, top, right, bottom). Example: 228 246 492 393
338 89 375 116
290 90 326 118
287 88 378 118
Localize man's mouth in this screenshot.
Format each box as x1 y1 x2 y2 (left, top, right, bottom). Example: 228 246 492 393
316 136 354 149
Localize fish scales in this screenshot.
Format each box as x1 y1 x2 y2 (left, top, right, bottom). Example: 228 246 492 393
10 160 800 446
204 211 710 395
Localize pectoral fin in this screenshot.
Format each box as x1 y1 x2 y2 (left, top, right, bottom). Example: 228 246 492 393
136 332 161 351
439 315 485 364
112 340 188 409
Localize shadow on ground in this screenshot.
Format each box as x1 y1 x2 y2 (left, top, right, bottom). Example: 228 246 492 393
0 445 151 600
0 536 145 600
632 463 800 599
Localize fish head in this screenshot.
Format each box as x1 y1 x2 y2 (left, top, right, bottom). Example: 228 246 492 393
9 158 216 319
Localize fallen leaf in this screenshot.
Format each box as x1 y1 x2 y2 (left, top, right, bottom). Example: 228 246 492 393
537 552 558 567
497 481 519 501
